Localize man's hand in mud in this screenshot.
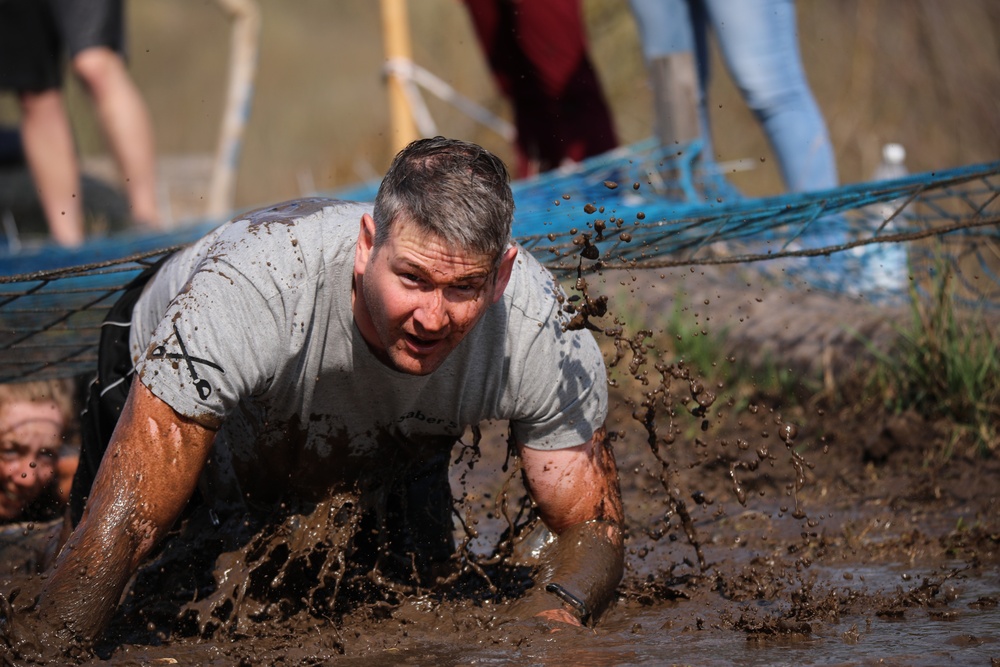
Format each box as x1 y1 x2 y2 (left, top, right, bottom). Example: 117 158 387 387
0 588 40 664
0 588 78 664
533 608 581 627
503 587 587 632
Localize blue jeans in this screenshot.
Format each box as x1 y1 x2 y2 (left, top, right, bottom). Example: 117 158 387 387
629 0 838 193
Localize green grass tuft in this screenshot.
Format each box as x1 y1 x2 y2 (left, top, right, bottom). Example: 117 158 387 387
860 264 999 456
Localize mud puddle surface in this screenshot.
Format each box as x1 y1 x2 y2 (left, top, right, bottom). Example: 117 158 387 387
3 263 998 665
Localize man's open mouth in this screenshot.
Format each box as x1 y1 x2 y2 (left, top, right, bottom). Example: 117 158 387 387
404 333 444 354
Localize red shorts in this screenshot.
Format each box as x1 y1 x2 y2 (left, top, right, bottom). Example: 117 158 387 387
464 0 618 176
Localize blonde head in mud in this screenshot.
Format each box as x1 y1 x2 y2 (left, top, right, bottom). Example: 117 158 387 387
0 378 77 520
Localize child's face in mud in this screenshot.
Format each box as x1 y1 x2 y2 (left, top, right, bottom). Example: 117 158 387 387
0 400 61 520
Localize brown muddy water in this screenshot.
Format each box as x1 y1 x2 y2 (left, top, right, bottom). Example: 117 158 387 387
2 266 998 666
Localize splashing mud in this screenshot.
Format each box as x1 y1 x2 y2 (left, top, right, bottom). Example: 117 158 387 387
2 193 999 665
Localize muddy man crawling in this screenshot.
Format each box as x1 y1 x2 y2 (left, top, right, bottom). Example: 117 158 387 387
1 137 623 660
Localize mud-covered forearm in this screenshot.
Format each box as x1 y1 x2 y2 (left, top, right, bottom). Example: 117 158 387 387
37 509 148 644
0 502 154 662
29 382 214 650
514 426 625 624
534 519 624 624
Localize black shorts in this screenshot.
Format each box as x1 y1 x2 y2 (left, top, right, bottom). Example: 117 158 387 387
69 254 170 526
0 0 124 92
0 0 62 91
50 0 125 58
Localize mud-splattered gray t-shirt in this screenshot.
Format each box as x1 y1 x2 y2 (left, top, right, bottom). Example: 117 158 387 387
130 198 606 497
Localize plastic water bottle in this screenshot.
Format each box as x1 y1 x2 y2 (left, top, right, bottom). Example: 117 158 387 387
862 143 910 292
873 143 909 205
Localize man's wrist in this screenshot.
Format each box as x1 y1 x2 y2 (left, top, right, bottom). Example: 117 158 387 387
541 519 624 625
544 582 589 623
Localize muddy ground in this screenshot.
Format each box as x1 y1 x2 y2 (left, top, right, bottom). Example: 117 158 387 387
2 267 998 666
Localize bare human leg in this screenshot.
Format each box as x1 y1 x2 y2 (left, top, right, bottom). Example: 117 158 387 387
72 46 161 229
18 89 85 247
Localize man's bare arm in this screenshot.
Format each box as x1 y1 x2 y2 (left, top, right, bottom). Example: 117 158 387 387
515 425 624 626
36 381 216 644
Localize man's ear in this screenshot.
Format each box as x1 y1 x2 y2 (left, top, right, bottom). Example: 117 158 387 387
355 213 377 277
491 245 518 303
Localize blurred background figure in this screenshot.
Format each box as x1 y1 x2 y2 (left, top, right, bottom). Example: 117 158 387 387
0 0 160 246
629 0 838 193
463 0 618 178
0 378 79 524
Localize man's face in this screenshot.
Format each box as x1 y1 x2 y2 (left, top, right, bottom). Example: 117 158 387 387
353 213 516 375
0 400 61 520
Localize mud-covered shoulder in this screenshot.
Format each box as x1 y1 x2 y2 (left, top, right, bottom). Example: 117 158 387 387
203 199 366 300
502 245 571 328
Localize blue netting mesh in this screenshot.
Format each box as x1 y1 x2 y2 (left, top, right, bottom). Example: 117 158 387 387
507 139 999 307
2 139 998 381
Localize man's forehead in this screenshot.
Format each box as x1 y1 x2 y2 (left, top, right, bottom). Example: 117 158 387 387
387 219 495 277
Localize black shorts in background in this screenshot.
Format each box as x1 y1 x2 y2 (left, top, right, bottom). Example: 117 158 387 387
0 0 124 92
0 0 62 91
50 0 124 58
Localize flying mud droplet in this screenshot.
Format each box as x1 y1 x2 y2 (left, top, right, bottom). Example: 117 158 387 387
594 219 607 240
573 232 601 261
779 423 799 444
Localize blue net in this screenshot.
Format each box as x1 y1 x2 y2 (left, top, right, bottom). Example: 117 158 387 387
343 139 1000 304
2 139 998 381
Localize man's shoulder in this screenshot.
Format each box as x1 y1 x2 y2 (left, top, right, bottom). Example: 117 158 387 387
237 197 370 229
208 198 369 271
503 246 567 325
148 198 367 310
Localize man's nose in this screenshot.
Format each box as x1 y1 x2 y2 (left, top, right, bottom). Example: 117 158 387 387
414 289 449 333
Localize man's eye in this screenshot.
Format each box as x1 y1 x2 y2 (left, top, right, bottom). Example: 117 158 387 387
448 284 482 300
401 273 421 284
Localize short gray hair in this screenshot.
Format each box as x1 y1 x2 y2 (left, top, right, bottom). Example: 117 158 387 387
373 137 515 266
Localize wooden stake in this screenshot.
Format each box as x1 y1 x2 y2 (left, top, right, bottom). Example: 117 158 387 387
207 0 260 220
649 52 701 149
380 0 420 155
